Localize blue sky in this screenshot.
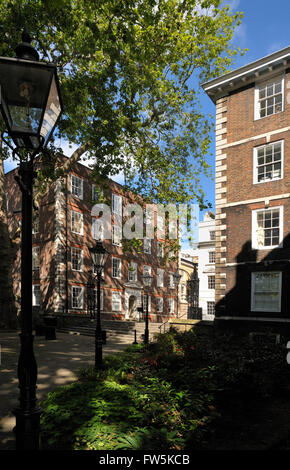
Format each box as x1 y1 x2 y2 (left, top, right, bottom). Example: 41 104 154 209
198 0 290 220
4 0 290 225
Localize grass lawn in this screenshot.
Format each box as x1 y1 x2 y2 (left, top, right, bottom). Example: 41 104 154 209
40 326 290 450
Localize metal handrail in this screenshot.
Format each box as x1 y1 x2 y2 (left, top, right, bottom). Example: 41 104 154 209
158 312 188 334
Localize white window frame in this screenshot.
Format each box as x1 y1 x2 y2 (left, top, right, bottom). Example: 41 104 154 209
92 218 104 241
71 286 84 309
112 257 122 279
208 276 215 290
32 215 39 234
254 75 284 120
168 298 175 314
253 140 284 185
112 193 122 216
32 284 41 306
168 272 174 289
157 268 164 288
71 247 83 272
209 251 215 264
157 241 164 257
144 238 151 254
143 265 152 276
112 291 122 311
209 230 215 241
71 210 83 235
143 294 151 313
112 224 122 246
92 184 103 202
252 206 283 250
156 297 163 313
71 174 83 199
128 262 137 282
32 246 40 270
251 271 282 313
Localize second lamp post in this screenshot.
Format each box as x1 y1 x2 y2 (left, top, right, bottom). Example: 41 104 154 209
89 241 109 369
142 272 153 344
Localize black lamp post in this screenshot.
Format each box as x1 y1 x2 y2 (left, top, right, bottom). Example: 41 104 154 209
173 270 181 318
0 30 62 450
89 241 109 369
142 272 153 344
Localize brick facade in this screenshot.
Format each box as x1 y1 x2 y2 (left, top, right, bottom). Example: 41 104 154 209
203 46 290 334
5 156 179 325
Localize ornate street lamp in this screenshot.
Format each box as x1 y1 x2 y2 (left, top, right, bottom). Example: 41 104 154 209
0 30 62 450
173 270 182 318
142 272 153 344
89 241 109 369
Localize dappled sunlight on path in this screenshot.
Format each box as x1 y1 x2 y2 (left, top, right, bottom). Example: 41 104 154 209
0 330 132 450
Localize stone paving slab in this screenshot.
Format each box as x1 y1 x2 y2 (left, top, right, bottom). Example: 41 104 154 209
0 330 134 450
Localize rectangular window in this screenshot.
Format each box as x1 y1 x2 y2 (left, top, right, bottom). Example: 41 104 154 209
71 174 83 199
32 285 41 306
128 262 137 282
254 141 283 184
112 257 122 279
209 230 215 241
32 215 39 234
93 289 104 311
255 77 284 119
72 286 84 309
168 273 174 289
92 185 103 202
144 238 151 254
112 291 122 311
168 298 175 314
157 242 164 257
71 247 83 271
252 207 283 249
157 268 164 288
112 225 122 246
156 297 163 313
208 276 215 289
207 301 215 316
143 265 152 277
112 193 122 216
71 210 83 235
32 246 40 270
92 218 104 241
143 295 151 313
209 251 215 264
251 272 282 312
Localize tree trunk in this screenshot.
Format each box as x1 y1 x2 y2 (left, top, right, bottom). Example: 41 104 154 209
0 139 18 329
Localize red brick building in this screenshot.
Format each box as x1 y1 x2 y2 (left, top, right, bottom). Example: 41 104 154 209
203 46 290 337
5 156 179 326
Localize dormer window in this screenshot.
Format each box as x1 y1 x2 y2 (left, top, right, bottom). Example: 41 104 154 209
255 76 284 120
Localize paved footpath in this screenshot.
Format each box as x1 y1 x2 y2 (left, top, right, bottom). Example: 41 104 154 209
0 330 133 450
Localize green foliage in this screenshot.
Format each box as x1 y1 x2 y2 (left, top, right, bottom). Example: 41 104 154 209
0 0 246 207
40 328 289 450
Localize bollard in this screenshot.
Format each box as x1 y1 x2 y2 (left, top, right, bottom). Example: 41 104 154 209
133 329 138 344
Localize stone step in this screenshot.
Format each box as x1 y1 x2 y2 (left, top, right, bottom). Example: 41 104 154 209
58 321 163 340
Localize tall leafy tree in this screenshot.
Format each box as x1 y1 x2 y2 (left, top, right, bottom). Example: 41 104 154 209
0 0 244 205
0 0 245 326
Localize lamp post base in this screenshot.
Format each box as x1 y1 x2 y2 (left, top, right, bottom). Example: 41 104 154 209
13 407 41 450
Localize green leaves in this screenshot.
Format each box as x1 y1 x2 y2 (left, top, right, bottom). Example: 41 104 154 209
0 1 245 207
